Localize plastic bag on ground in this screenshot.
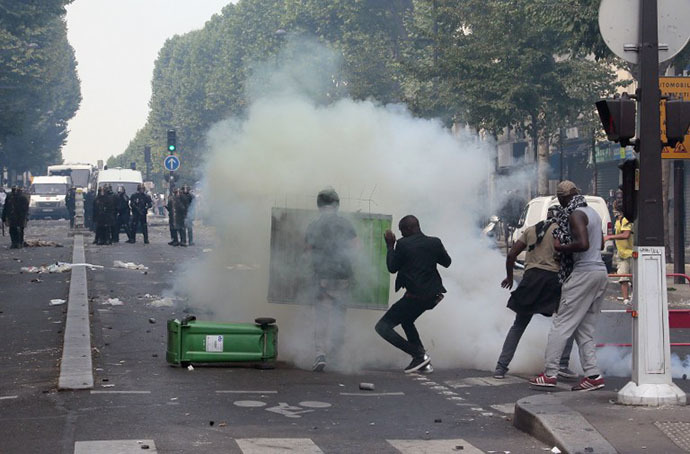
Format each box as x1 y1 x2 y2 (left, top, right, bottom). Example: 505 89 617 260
113 260 149 271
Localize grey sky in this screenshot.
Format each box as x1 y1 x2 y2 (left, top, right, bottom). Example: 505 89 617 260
63 0 231 165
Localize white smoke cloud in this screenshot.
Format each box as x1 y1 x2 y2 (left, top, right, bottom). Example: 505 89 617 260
174 36 553 374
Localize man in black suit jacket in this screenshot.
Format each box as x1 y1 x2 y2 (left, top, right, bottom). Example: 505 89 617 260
375 215 451 373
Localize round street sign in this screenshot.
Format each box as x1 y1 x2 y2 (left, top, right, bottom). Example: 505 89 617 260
164 155 180 172
599 0 690 64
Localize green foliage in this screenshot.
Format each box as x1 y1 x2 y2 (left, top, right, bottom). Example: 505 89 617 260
113 0 623 184
0 0 80 174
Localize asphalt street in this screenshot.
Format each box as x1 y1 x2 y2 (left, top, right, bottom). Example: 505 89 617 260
0 220 688 453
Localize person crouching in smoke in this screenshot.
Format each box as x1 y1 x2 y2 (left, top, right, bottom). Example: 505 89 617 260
376 215 451 374
305 187 358 372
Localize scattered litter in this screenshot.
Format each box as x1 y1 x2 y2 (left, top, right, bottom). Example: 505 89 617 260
454 446 464 451
20 262 102 274
209 421 214 426
148 318 156 324
141 445 149 450
149 297 173 307
102 298 124 306
187 365 194 371
23 239 63 247
114 260 149 271
203 248 213 253
434 418 442 423
359 383 375 391
551 448 562 454
102 384 115 388
31 278 42 283
218 422 227 427
170 397 178 401
226 264 260 271
49 299 66 306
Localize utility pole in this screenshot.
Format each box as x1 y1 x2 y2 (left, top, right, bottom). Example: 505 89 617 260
616 0 686 406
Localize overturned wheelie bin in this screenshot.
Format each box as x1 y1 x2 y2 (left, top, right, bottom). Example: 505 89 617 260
166 315 278 369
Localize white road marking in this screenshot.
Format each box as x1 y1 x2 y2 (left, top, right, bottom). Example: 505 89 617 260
491 403 515 414
233 400 267 407
339 392 405 396
216 390 277 394
0 395 18 400
388 439 483 453
298 401 331 408
74 439 156 453
236 438 323 453
445 375 525 388
90 391 151 395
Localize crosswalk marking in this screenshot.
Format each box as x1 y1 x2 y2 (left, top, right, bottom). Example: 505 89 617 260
74 439 156 453
235 438 323 453
491 403 516 414
445 375 525 388
388 439 483 453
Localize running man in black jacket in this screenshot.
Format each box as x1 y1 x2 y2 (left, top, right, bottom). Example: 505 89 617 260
375 215 451 373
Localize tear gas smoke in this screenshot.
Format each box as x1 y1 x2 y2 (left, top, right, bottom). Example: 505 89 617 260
173 37 552 373
598 346 690 379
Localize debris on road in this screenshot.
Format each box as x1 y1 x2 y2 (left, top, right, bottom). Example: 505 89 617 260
359 382 375 391
102 298 124 306
148 297 173 307
114 260 149 271
187 365 194 371
23 239 63 247
20 262 103 274
551 448 562 454
148 318 156 324
49 299 66 306
30 278 42 283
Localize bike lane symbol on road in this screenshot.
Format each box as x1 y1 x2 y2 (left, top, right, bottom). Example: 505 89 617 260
233 400 331 418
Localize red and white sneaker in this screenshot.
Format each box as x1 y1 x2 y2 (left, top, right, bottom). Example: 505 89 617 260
571 375 605 391
529 373 557 388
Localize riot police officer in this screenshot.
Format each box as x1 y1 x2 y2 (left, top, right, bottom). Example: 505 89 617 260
93 187 110 245
129 184 152 244
2 186 30 248
114 186 131 243
180 184 195 246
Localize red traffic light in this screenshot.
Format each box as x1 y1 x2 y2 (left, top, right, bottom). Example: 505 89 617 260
596 94 636 146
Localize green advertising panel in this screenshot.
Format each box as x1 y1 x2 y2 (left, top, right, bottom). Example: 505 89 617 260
268 207 391 310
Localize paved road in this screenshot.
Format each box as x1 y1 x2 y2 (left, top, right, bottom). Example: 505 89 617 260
1 220 688 453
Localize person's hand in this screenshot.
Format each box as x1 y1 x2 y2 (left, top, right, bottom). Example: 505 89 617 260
384 229 396 248
553 237 562 251
501 277 513 289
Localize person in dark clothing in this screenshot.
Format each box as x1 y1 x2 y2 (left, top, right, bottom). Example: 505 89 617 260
93 187 110 245
181 185 195 245
2 186 30 248
375 215 451 374
65 186 76 228
305 187 357 372
129 184 152 244
104 185 117 244
113 186 131 243
84 188 95 230
172 188 188 246
166 190 178 246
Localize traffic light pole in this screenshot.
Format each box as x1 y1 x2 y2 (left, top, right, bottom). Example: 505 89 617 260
617 0 686 406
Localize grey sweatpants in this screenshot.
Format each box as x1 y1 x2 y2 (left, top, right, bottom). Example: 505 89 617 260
544 269 608 377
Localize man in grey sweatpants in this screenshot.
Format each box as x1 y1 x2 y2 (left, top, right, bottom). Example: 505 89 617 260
530 181 609 391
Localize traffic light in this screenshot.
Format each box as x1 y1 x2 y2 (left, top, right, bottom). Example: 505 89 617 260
167 129 177 153
664 98 690 148
143 146 151 163
618 158 639 221
595 93 636 146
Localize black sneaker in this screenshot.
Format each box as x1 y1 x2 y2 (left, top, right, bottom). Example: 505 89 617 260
404 354 431 374
493 368 506 379
312 355 326 372
419 363 434 374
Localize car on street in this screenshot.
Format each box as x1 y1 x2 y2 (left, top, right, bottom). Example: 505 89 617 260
510 195 614 271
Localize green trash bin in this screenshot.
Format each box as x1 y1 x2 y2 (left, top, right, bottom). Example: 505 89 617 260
166 315 278 368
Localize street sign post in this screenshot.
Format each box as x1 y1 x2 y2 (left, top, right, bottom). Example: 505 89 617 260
164 155 180 172
599 0 687 406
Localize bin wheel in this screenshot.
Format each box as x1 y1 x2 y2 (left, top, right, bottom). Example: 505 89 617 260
254 317 276 327
180 361 191 368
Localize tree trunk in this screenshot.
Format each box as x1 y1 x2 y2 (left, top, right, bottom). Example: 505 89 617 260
537 133 549 196
663 158 672 261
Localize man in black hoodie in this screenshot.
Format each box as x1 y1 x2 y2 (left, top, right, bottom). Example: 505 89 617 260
375 215 451 373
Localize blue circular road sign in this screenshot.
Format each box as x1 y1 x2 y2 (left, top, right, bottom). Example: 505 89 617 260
164 155 180 172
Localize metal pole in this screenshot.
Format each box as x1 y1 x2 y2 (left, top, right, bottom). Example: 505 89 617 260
617 0 686 406
674 160 685 284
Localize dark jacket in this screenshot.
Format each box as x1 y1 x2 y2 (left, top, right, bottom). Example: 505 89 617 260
2 191 29 225
172 194 188 228
116 193 130 221
130 192 152 218
387 232 451 298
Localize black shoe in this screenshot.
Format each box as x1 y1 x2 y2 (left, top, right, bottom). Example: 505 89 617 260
168 241 178 246
126 239 135 244
419 363 434 374
188 242 195 246
493 368 506 379
144 240 149 244
179 242 187 247
312 355 326 372
404 354 431 374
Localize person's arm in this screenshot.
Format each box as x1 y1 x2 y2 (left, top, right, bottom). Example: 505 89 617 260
554 210 589 253
604 230 631 242
384 229 400 273
437 240 451 268
502 240 526 289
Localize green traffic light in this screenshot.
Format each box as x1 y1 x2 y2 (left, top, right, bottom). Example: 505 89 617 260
168 145 176 152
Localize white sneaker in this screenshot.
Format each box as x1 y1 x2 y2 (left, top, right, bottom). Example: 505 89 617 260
623 298 631 305
616 296 624 301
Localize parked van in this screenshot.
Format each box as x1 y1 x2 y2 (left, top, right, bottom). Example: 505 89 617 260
96 168 143 196
29 175 72 219
47 163 95 191
510 195 614 271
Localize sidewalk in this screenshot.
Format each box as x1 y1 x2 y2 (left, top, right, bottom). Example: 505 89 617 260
515 384 690 453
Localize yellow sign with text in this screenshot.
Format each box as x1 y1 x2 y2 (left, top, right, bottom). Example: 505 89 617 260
660 76 690 159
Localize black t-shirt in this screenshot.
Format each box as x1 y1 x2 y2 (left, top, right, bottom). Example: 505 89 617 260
305 212 357 280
